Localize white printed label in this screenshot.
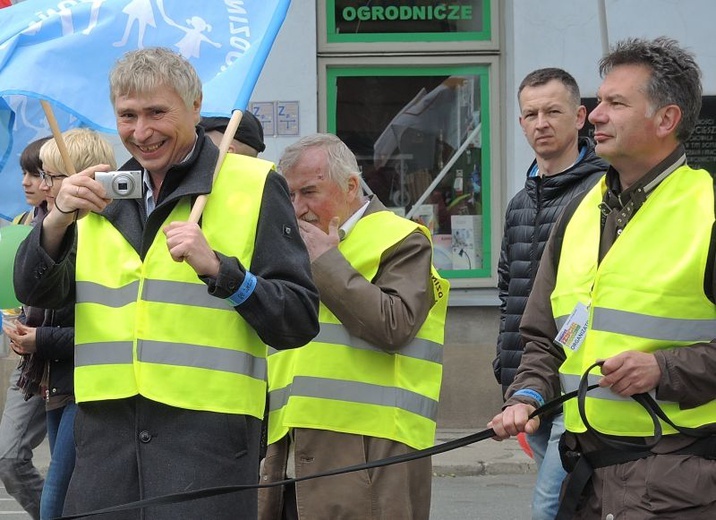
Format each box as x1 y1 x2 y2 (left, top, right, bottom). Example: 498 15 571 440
554 302 590 352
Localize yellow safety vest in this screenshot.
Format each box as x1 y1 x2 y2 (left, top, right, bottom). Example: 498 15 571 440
552 166 716 436
12 211 32 225
74 154 274 418
267 211 450 450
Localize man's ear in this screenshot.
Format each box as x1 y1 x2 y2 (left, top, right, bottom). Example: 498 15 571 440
575 105 587 131
655 104 682 139
192 94 203 125
346 174 361 201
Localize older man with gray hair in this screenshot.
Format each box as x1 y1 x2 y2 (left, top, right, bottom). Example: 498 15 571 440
259 133 450 520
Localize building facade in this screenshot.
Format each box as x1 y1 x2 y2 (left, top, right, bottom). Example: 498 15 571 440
248 0 716 429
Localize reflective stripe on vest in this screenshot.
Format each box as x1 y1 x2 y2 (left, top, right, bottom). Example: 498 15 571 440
315 322 443 363
552 166 716 436
76 336 265 378
555 307 716 343
269 376 438 422
77 279 235 311
267 210 449 450
74 154 273 417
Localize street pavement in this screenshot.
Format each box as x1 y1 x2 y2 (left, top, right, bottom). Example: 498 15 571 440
433 428 537 476
0 429 537 518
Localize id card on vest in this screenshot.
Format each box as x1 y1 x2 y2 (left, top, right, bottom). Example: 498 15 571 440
554 302 589 351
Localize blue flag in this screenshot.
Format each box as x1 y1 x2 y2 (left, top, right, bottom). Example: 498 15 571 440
0 95 81 221
0 0 291 219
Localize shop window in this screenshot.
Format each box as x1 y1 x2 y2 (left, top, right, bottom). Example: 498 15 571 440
327 65 492 279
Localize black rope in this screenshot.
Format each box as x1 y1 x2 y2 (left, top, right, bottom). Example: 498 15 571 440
577 361 663 450
57 385 593 519
576 361 711 452
61 368 707 520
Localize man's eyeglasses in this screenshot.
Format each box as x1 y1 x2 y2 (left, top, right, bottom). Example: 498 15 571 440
39 170 68 187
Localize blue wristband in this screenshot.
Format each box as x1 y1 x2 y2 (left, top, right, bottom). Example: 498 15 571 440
512 389 545 407
226 271 257 307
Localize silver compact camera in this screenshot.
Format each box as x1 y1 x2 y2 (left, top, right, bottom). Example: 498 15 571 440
95 170 142 199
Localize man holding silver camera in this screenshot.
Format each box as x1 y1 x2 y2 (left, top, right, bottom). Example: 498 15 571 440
14 47 319 520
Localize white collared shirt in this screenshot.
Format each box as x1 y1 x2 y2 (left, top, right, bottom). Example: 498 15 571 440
339 199 370 241
143 134 199 215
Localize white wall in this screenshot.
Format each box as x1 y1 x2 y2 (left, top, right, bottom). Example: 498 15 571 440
504 0 716 200
248 1 318 165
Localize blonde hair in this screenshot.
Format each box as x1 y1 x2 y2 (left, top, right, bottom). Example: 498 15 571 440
40 128 117 175
110 47 202 110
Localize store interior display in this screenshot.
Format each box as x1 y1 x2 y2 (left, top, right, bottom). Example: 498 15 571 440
337 74 486 272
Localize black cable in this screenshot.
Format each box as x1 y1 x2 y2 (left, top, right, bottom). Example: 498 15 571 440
59 366 707 520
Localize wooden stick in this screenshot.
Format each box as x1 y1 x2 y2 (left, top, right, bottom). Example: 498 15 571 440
40 100 76 175
188 109 244 224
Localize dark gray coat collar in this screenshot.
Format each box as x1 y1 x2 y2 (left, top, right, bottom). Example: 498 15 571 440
99 126 221 258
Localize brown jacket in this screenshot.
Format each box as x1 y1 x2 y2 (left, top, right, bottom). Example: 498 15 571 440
258 197 436 520
506 150 716 519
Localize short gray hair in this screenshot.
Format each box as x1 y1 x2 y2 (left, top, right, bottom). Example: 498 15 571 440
278 133 361 192
109 47 202 110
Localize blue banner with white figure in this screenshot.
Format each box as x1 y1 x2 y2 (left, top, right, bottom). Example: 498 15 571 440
0 0 290 220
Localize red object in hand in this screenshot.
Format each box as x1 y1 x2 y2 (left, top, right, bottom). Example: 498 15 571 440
517 432 534 459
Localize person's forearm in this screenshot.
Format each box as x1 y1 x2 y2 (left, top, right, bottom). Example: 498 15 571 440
205 173 320 349
654 342 716 408
41 211 74 260
35 326 75 361
314 232 433 351
13 222 76 309
507 229 564 403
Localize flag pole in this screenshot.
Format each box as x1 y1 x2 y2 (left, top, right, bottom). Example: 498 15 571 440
598 0 610 57
188 109 244 224
40 100 76 175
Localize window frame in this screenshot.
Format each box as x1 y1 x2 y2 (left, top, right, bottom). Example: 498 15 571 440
319 55 501 288
318 0 498 53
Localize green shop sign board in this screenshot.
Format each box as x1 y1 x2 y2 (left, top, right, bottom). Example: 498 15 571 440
327 0 491 43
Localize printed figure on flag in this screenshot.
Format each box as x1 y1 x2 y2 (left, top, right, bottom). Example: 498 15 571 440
0 0 290 220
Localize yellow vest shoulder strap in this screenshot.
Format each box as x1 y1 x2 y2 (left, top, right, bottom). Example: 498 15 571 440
706 170 716 304
12 211 30 225
551 185 599 276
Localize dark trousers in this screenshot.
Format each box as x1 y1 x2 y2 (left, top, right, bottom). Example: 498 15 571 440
282 483 298 520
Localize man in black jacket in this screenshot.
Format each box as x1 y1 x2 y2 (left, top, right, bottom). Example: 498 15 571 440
13 47 319 520
493 68 606 520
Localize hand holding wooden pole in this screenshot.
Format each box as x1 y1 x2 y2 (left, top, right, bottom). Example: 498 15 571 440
188 109 244 224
